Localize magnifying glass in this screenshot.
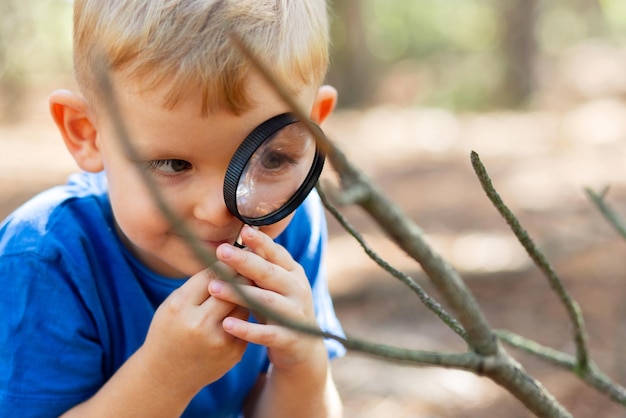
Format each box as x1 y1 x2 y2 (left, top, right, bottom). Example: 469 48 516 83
223 113 325 241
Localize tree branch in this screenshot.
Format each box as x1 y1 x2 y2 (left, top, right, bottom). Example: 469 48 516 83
317 182 467 341
229 32 497 358
585 187 626 241
497 330 626 406
471 151 591 371
96 33 590 417
94 50 486 378
230 32 576 417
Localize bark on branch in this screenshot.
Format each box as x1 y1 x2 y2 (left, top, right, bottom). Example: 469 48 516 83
94 33 626 416
228 34 573 416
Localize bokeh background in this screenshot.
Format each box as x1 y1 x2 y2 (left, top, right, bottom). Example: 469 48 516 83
2 1 626 416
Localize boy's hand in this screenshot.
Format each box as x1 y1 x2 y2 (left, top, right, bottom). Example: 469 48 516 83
209 225 327 371
139 266 249 395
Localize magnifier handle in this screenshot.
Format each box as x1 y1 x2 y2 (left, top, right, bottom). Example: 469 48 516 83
233 225 259 249
234 231 246 249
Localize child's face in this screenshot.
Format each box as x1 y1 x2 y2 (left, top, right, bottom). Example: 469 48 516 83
97 73 319 277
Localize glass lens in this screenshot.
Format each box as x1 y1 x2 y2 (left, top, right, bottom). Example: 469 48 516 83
236 121 316 218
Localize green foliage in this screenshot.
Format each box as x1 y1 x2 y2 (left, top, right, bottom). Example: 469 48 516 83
0 0 73 81
2 0 626 114
329 0 626 110
0 0 73 121
600 0 626 34
362 0 500 61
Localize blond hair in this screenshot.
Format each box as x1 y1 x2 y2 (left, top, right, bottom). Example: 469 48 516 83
73 0 330 114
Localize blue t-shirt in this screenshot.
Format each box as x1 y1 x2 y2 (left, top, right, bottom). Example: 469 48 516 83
0 172 345 417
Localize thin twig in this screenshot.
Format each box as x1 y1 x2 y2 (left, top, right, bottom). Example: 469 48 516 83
98 34 578 417
585 187 626 241
496 330 577 370
497 330 626 406
95 55 222 273
230 32 498 358
95 53 334 340
317 182 467 341
95 51 487 374
231 33 579 416
584 187 626 386
471 151 590 371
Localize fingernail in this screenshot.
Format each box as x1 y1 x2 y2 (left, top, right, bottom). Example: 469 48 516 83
209 280 223 294
219 244 234 259
243 225 256 238
223 317 235 331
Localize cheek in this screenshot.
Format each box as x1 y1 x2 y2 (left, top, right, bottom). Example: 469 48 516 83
106 171 172 246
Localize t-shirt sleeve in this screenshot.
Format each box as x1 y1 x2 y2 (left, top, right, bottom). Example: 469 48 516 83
0 253 104 417
276 191 346 360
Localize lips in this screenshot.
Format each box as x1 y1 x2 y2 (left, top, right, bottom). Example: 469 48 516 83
200 239 231 249
195 232 237 248
168 230 231 248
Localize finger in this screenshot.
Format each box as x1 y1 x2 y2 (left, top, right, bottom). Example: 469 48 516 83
223 317 288 348
231 274 254 287
195 271 254 320
230 305 250 322
240 225 300 272
175 268 218 306
209 260 238 282
179 259 247 306
209 279 296 319
197 292 240 321
215 244 291 294
209 278 267 324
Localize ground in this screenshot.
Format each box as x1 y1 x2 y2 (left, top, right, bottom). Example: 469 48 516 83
2 86 626 417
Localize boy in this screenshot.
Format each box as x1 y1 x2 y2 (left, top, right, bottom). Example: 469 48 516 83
0 1 345 417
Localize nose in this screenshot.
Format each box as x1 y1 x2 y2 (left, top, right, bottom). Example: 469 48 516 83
192 179 235 227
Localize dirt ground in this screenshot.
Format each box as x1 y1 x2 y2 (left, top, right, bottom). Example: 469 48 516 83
3 84 626 417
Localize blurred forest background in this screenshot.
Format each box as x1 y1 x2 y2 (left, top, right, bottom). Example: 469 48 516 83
3 1 626 417
1 0 626 116
328 0 626 110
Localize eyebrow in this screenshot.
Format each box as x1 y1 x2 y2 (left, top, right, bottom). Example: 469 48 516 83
122 137 188 161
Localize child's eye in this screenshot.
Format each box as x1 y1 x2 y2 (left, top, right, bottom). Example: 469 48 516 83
148 159 192 174
259 151 297 172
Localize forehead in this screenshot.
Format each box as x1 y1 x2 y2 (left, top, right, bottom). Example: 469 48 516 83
109 69 315 119
101 71 317 156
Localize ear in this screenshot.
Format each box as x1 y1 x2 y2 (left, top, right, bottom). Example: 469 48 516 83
309 85 337 125
49 89 104 172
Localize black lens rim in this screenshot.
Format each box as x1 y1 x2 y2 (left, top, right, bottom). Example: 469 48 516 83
223 112 326 226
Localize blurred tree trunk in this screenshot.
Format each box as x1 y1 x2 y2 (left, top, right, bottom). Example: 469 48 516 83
327 0 372 108
0 0 12 122
499 0 538 108
0 0 25 124
582 0 608 37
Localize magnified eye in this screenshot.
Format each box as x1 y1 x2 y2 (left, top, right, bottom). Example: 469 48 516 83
148 159 192 174
224 113 327 225
259 150 297 172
